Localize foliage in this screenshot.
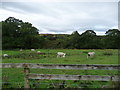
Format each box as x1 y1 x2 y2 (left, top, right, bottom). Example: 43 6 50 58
2 17 120 49
2 17 44 49
79 30 98 49
69 31 80 49
104 29 120 49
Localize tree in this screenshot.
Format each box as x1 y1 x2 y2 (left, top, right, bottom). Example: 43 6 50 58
56 35 70 49
105 29 120 49
18 22 39 48
79 30 99 49
2 17 23 49
2 17 119 49
81 30 96 36
105 29 120 36
69 31 80 49
2 17 42 49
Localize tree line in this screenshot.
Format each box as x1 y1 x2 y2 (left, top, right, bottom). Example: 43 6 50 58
1 17 120 49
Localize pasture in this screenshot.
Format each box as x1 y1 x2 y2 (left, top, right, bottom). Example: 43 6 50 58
2 49 119 88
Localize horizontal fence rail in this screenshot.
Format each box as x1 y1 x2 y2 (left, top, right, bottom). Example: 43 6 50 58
1 63 120 88
28 74 120 81
1 63 120 70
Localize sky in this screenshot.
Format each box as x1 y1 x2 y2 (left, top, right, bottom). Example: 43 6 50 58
0 1 118 35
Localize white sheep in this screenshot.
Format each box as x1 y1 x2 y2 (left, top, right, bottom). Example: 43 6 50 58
87 52 95 58
31 49 35 51
3 54 9 57
37 51 45 55
37 51 41 54
57 52 66 58
20 49 23 51
37 51 42 54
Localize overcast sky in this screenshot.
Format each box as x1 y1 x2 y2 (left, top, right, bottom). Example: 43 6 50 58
0 1 118 35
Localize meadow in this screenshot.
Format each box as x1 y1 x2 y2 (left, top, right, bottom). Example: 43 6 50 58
2 49 119 88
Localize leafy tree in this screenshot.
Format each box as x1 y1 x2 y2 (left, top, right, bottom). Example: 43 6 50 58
2 17 42 49
43 34 69 49
2 17 23 49
18 22 39 48
106 29 120 36
81 30 96 36
79 30 99 49
69 31 80 49
56 35 70 49
105 29 120 49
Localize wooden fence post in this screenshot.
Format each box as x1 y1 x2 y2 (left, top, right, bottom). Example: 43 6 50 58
24 64 30 88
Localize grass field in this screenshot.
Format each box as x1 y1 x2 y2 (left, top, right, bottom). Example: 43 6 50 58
2 49 119 88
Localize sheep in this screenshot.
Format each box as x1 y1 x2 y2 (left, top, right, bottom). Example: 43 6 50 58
3 54 9 57
37 51 41 54
37 51 45 55
31 49 35 51
57 52 66 58
37 51 42 54
20 49 23 51
87 52 95 58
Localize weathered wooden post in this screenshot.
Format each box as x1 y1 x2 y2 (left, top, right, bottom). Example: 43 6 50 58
24 64 30 88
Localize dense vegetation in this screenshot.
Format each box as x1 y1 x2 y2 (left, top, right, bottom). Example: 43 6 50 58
2 17 120 49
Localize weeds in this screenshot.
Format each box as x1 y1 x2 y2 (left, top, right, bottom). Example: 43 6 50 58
103 52 113 56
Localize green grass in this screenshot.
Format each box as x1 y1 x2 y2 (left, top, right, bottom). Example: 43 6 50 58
2 49 119 88
2 49 118 64
2 68 119 88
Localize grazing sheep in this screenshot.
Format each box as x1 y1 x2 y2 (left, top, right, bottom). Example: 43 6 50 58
37 51 42 54
37 51 41 54
37 51 45 55
57 52 66 58
3 54 9 57
20 49 23 51
87 52 95 58
31 49 35 51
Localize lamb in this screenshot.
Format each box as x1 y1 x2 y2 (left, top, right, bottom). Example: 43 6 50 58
31 49 35 51
3 54 9 57
37 51 41 54
87 52 95 58
37 51 45 55
57 52 66 58
37 51 43 54
20 49 23 51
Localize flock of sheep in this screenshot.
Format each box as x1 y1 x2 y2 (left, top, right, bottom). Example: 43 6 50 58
3 49 95 59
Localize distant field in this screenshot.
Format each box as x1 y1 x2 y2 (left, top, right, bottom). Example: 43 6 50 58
2 49 118 64
2 49 119 88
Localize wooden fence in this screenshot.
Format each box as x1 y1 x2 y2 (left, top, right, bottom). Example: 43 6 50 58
1 63 120 88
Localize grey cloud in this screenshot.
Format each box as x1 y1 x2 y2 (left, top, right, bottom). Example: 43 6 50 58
1 2 118 35
2 2 31 14
2 2 63 18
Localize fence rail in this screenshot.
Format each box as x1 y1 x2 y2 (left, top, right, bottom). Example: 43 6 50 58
1 63 120 88
1 63 120 70
28 74 119 81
